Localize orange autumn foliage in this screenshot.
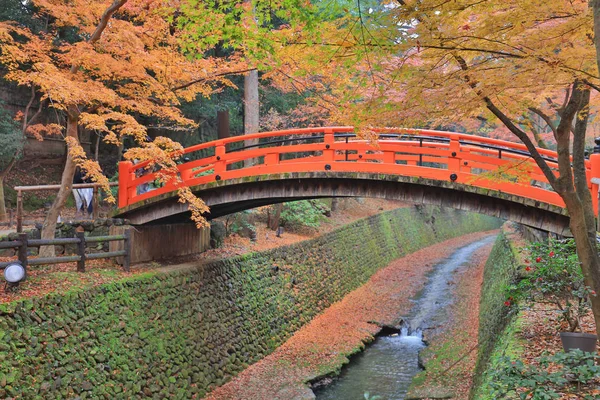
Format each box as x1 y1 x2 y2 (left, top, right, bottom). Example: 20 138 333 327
0 0 248 225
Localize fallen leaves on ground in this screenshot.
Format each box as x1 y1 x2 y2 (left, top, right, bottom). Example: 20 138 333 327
0 258 157 304
205 230 499 400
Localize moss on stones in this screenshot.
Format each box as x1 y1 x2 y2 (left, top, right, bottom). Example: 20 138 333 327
0 206 500 399
470 229 522 399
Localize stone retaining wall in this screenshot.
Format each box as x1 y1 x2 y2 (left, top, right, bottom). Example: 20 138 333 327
0 206 501 399
471 226 522 398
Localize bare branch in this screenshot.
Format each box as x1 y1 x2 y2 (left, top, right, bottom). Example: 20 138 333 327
0 155 18 179
21 86 36 134
526 113 549 149
70 0 128 74
172 68 256 92
584 79 600 93
454 55 558 187
572 87 593 224
529 107 557 138
554 81 584 192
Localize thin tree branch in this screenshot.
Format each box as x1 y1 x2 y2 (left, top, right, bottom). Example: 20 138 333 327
525 113 549 149
0 155 17 179
554 81 584 192
69 0 128 75
529 107 557 138
454 54 558 187
572 87 595 229
26 98 47 132
21 86 36 134
172 68 256 92
584 79 600 93
89 0 127 44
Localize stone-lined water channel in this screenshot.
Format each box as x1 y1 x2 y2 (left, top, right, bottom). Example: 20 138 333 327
314 236 496 400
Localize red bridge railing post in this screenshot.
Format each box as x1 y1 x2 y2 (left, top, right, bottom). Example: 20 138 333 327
448 134 461 176
590 140 600 220
324 128 334 163
180 168 192 182
265 153 279 166
118 161 133 208
214 142 226 178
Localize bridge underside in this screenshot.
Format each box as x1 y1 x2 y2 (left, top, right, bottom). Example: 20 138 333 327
115 172 571 236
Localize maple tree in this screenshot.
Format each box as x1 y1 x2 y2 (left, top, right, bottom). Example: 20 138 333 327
264 0 600 338
0 0 328 256
0 0 255 255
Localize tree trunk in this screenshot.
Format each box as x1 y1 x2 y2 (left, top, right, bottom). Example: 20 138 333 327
39 110 79 257
244 69 259 167
268 203 283 230
563 193 600 339
593 0 600 79
331 197 339 212
0 156 17 223
0 176 6 223
94 132 100 161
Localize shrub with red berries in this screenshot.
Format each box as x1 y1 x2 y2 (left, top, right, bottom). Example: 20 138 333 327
505 238 591 332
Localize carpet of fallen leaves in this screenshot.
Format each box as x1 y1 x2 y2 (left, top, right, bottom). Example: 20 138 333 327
204 230 499 400
0 258 161 304
513 248 600 399
407 241 494 400
515 308 600 399
492 226 600 399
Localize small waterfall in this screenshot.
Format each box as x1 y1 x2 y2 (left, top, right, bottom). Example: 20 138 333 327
314 235 496 400
399 326 423 340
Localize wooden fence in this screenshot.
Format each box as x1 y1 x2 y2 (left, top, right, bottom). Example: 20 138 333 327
5 182 119 233
0 228 131 275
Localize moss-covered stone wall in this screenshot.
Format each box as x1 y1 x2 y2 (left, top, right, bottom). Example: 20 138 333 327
0 206 501 399
471 227 522 399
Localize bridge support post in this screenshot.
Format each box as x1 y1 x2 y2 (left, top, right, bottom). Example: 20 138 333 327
265 153 279 166
109 223 210 264
383 151 395 165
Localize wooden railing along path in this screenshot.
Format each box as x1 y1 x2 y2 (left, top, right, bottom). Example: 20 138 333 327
0 228 132 277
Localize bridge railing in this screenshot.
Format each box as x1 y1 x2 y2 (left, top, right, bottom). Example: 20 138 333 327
117 126 599 214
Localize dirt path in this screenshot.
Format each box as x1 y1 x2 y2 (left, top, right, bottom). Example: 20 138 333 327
205 230 499 400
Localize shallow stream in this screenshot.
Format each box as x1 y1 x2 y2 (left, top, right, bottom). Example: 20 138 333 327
314 235 496 400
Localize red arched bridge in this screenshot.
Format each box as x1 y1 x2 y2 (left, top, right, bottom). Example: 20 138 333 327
115 127 600 236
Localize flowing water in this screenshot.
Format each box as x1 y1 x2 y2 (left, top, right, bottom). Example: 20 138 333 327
314 235 496 400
